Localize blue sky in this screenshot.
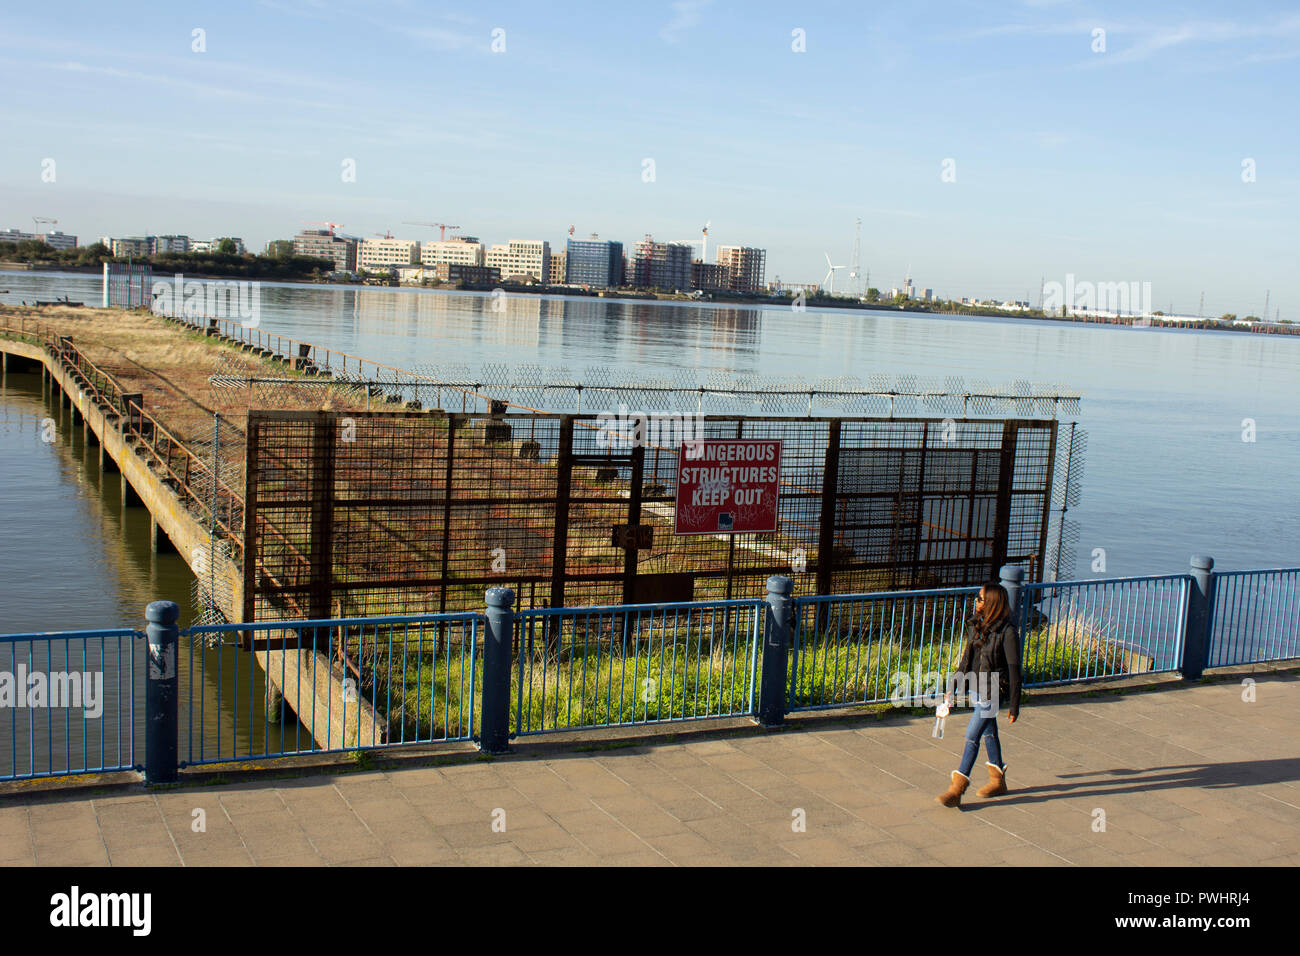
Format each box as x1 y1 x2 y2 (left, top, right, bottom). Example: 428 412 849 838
1 0 1297 316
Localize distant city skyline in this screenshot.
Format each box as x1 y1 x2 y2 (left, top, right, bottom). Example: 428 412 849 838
1 1 1296 319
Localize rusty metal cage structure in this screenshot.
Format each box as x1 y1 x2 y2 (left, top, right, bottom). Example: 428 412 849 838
242 410 1059 622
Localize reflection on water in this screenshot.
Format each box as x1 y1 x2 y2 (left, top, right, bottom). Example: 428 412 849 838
3 270 1299 582
0 369 290 770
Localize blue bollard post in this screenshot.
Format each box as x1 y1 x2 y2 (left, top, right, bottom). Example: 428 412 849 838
999 564 1025 617
759 576 794 727
480 588 515 754
1183 555 1215 680
999 566 1028 686
145 601 179 784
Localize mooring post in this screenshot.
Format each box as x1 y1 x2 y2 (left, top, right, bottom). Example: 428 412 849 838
145 601 179 784
1183 555 1216 681
759 575 794 727
480 587 515 754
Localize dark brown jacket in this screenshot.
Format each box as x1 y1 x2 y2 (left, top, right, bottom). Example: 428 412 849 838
953 618 1022 718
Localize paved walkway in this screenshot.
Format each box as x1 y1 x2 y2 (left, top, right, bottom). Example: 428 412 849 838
2 674 1298 866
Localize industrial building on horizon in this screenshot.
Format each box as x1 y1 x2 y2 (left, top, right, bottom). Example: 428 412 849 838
1 227 78 250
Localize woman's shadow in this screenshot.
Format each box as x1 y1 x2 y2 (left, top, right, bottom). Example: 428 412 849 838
982 758 1300 806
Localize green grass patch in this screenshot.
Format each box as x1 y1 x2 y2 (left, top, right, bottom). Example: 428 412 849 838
346 607 1152 739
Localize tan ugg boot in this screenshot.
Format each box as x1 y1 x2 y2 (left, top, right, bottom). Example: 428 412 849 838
935 770 970 808
977 762 1007 798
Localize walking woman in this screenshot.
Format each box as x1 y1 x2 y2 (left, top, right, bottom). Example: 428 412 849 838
936 582 1022 808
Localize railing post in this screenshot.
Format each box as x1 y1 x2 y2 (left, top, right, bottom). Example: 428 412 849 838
759 575 793 727
145 601 179 784
480 587 515 754
1183 555 1215 680
999 563 1024 611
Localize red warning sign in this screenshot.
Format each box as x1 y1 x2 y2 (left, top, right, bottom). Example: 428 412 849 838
674 439 782 535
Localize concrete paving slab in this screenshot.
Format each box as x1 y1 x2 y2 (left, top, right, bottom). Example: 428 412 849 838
3 673 1298 866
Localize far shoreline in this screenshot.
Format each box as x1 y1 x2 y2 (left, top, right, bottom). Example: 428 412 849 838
2 263 1295 338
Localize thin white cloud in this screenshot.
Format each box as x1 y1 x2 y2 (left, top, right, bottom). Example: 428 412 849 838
402 26 480 52
1241 48 1300 65
962 18 1105 39
1080 14 1300 67
50 61 337 111
958 11 1300 70
661 0 711 44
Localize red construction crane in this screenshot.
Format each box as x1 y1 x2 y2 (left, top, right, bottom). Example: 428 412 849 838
403 221 459 241
373 231 395 239
302 220 344 235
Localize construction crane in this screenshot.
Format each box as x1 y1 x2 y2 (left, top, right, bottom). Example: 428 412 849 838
33 216 57 227
403 221 459 241
302 220 344 235
670 221 711 261
373 230 395 239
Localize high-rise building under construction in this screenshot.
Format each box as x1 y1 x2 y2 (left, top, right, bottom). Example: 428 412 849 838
715 245 766 293
628 238 692 290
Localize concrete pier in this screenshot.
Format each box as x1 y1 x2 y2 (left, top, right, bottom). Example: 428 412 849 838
0 334 381 751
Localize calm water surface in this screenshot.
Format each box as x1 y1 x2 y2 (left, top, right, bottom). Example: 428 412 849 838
2 270 1297 631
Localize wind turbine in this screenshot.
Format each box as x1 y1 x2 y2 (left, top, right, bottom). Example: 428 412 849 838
823 253 845 296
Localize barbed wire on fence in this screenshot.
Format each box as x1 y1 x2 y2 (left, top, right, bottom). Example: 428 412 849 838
205 368 1085 419
168 307 1084 420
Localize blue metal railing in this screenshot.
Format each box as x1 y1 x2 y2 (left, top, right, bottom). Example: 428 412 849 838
1017 574 1190 684
180 612 480 767
1208 568 1300 667
0 628 141 781
512 599 765 735
2 559 1297 782
789 586 981 711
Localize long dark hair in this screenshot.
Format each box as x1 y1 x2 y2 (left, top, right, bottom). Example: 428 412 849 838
971 583 1011 645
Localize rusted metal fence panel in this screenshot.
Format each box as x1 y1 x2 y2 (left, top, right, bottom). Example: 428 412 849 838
243 411 1057 621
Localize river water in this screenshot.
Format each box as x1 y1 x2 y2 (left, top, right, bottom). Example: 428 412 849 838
2 269 1298 634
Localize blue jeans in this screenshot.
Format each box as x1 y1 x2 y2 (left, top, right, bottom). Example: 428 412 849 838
957 694 1004 777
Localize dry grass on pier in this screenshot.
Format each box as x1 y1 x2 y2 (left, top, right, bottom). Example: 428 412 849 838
1 304 376 447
